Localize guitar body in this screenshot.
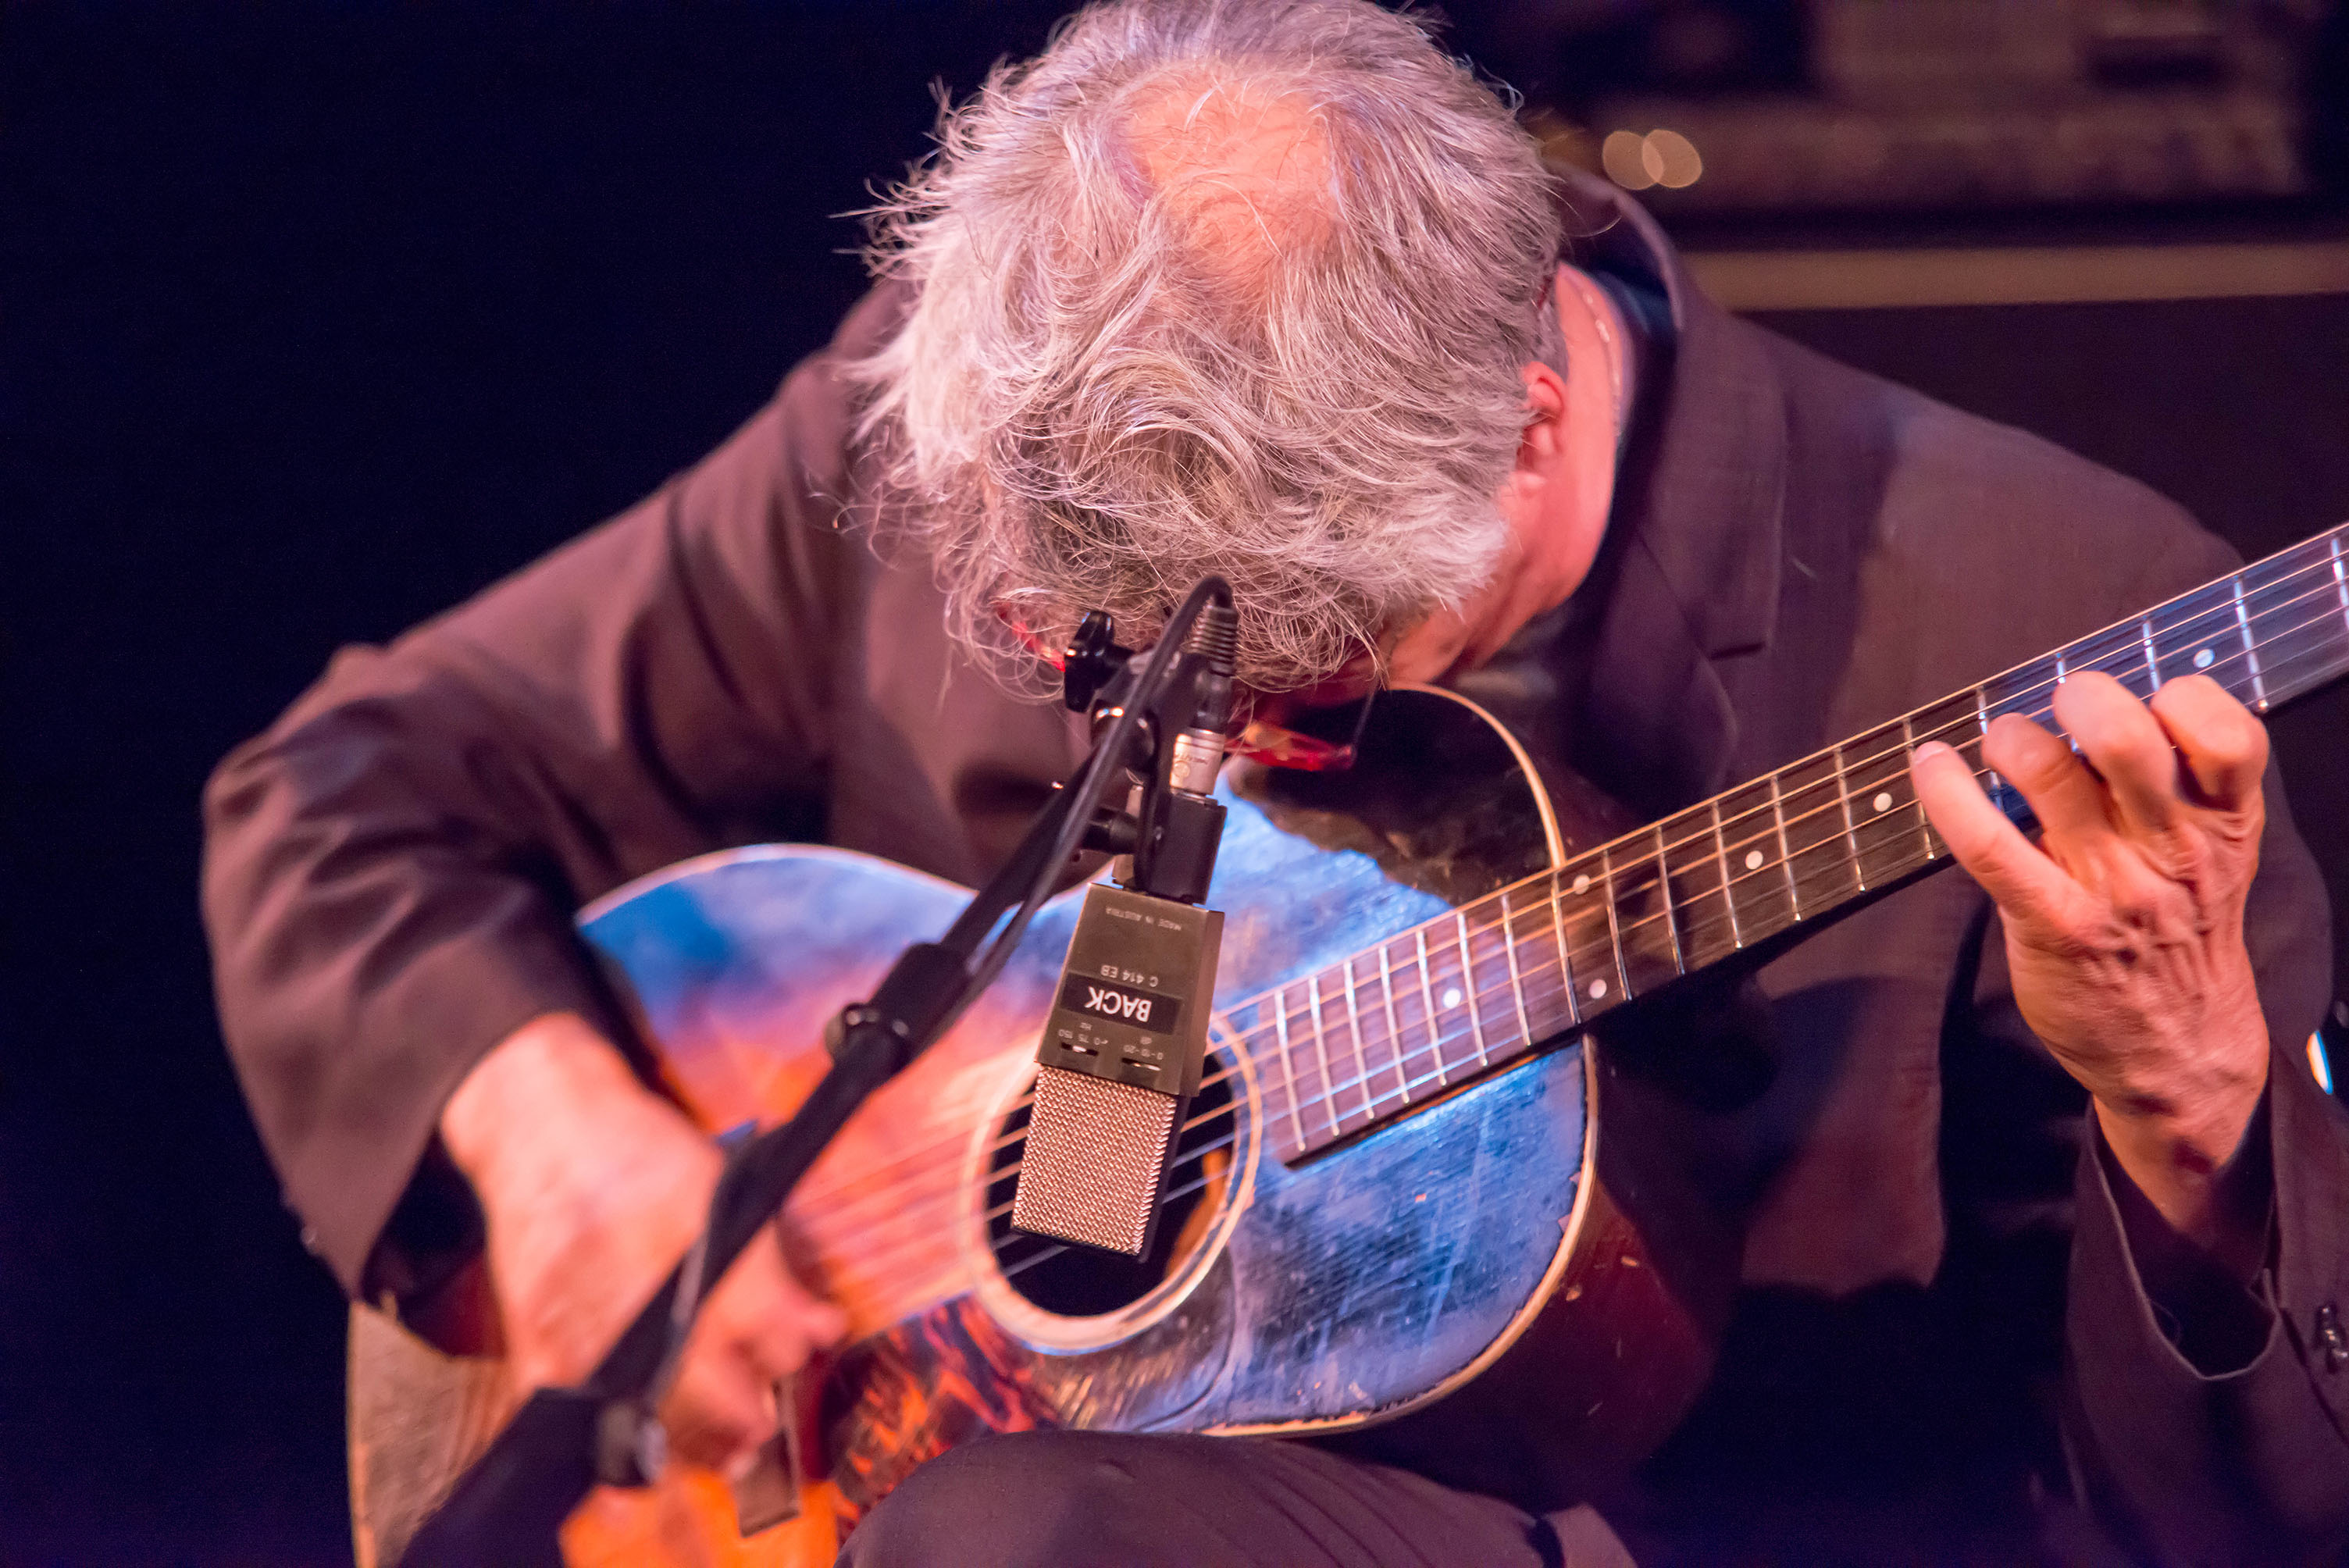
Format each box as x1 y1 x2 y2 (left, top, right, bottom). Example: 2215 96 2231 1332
349 689 1730 1566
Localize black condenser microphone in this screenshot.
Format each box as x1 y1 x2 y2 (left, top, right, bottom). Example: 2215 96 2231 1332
1012 886 1224 1256
1011 602 1236 1257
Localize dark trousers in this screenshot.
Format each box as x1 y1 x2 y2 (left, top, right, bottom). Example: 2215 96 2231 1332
837 1431 1637 1567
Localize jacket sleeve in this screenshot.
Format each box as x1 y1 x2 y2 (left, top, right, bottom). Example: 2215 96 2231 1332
1972 523 2349 1563
200 287 901 1301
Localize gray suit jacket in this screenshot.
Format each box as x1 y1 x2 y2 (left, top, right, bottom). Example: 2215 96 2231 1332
201 175 2348 1562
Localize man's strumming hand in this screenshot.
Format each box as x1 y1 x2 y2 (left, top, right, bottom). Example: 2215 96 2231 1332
1912 671 2272 1260
439 1012 846 1478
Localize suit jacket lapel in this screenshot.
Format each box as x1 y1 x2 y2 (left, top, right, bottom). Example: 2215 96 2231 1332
1558 173 1790 810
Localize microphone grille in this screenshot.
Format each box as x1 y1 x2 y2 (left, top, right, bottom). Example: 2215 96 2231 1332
1011 1067 1180 1256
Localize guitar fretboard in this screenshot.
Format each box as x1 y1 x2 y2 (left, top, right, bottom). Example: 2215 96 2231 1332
1224 522 2349 1165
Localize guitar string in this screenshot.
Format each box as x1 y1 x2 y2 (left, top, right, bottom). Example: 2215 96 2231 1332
1246 615 2349 1142
1224 581 2349 1107
804 641 2309 1250
796 590 2349 1228
788 580 2348 1224
800 1110 1247 1284
1508 560 2349 933
1035 600 2349 1156
991 1141 1242 1280
820 729 2041 1256
789 568 2349 1288
1485 557 2349 930
797 560 2347 1208
801 626 2349 1291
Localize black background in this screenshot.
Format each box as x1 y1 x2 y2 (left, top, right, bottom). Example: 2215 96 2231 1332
5 5 2344 1563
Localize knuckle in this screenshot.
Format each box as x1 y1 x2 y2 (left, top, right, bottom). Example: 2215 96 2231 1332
2028 914 2100 964
2006 739 2071 793
2104 882 2168 933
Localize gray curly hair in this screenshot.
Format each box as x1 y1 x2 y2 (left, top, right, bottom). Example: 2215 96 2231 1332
850 0 1564 689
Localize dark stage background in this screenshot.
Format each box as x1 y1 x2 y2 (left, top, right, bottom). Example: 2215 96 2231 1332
5 5 2346 1563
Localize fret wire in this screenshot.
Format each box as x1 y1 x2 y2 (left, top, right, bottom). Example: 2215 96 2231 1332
1278 975 1587 1136
1414 928 1447 1089
1284 948 1613 1122
1831 746 1866 891
2334 534 2349 633
1899 714 1934 862
1296 939 1723 1128
2194 565 2349 706
2230 574 2269 711
1599 843 1630 1000
1283 590 2317 1119
1652 823 1686 975
1601 555 2349 908
1709 798 1743 949
1259 718 2258 1145
1499 888 1535 1046
1645 593 2345 939
1766 770 1801 919
2158 591 2251 682
1267 604 2349 1140
1258 594 2349 1154
1522 581 2340 964
1346 958 1566 1101
1340 959 1374 1117
1247 536 2349 1114
2139 616 2161 694
1548 873 1582 1025
1971 682 2003 796
1456 911 1492 1069
1289 905 2001 1131
2052 650 2070 755
2244 629 2349 709
1273 989 1307 1149
1376 943 1411 1107
1304 974 1340 1133
1613 593 2340 943
1809 547 2348 829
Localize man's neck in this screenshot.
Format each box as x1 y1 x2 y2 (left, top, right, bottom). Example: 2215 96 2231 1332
1552 263 1632 583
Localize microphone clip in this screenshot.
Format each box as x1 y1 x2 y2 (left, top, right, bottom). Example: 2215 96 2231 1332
1008 593 1241 1258
1060 600 1237 906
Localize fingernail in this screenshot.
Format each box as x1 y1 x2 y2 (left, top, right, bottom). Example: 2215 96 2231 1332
725 1446 762 1482
1912 741 1954 764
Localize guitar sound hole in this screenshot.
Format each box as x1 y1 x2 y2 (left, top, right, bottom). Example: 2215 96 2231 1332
984 1050 1238 1317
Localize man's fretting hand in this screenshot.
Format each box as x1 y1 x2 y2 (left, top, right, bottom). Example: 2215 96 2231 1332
1912 671 2272 1257
439 1012 846 1477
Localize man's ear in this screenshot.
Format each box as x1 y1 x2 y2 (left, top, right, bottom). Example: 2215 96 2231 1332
1514 359 1570 480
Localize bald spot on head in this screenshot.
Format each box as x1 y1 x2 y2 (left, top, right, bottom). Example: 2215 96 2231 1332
1121 68 1332 281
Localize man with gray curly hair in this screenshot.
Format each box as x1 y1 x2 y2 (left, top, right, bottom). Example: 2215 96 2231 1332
853 0 1563 690
205 0 2349 1563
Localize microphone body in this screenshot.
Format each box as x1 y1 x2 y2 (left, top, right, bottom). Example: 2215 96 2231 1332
1011 882 1224 1257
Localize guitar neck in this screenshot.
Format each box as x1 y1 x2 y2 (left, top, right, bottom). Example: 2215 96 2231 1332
1251 522 2349 1166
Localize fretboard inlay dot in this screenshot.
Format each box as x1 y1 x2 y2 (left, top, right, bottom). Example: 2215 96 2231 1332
1253 523 2349 1174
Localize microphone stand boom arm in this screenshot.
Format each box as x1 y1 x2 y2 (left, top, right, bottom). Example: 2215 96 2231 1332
395 576 1235 1568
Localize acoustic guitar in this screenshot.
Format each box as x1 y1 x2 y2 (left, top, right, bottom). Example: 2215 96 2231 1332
349 522 2349 1566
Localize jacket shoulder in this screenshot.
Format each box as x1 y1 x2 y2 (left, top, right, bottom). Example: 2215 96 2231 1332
1752 322 2234 685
